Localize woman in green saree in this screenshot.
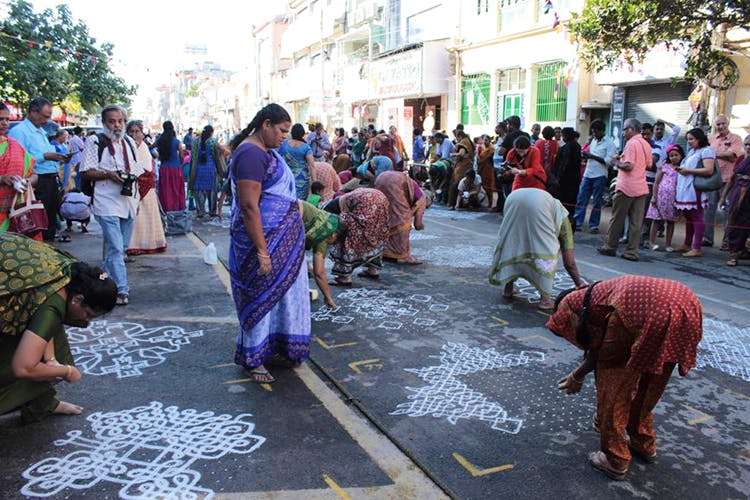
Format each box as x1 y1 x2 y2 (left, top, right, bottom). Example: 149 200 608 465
299 200 344 308
0 232 117 422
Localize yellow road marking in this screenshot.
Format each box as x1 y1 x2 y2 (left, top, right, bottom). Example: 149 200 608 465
322 475 352 500
517 334 555 345
221 377 273 392
490 316 509 327
187 233 232 296
316 337 359 350
681 404 714 425
294 364 445 497
348 359 383 374
453 452 514 477
210 363 235 369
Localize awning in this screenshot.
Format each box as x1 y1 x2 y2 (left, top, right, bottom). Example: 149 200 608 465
580 101 611 109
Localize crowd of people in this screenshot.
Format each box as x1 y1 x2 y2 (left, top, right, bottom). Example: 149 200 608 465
0 98 742 481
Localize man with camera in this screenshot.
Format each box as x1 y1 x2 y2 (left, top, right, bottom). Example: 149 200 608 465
80 104 143 306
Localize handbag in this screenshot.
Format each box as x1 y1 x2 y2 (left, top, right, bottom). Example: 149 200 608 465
694 160 723 192
165 210 192 235
8 188 48 237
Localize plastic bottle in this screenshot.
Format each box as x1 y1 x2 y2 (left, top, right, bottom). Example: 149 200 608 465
203 242 218 265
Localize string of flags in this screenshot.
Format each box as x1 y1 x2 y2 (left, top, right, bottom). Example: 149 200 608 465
0 30 110 65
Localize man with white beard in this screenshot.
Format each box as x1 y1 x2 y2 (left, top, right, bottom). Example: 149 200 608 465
79 104 143 306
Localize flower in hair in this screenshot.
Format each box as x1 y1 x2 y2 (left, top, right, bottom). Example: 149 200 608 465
99 272 109 280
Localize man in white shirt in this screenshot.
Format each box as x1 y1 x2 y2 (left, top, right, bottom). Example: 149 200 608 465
652 119 681 167
79 105 143 306
573 119 617 233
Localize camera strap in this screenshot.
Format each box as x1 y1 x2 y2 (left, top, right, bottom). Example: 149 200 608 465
107 141 131 174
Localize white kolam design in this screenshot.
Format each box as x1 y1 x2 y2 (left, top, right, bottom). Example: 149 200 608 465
697 318 750 382
391 343 545 433
66 321 204 378
312 289 449 331
20 402 265 499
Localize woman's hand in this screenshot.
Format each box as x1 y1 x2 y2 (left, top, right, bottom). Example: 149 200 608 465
557 372 584 394
0 174 21 187
324 296 337 308
257 253 272 276
64 365 82 383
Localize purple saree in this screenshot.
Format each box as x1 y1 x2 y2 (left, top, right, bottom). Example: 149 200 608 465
229 143 310 369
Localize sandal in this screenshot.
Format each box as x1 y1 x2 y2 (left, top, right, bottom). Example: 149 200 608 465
588 451 627 481
727 258 738 267
58 233 71 243
247 367 275 384
357 271 380 280
538 298 555 311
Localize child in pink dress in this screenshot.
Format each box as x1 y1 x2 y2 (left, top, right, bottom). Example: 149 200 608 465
646 145 682 251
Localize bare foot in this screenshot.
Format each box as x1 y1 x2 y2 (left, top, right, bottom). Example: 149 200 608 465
54 401 83 415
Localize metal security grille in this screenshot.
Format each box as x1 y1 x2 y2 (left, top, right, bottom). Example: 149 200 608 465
536 61 567 122
497 93 523 122
461 73 492 125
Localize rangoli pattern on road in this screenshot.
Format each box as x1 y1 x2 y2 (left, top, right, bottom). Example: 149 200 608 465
698 318 750 382
313 289 447 330
391 343 545 433
20 401 265 499
66 321 204 378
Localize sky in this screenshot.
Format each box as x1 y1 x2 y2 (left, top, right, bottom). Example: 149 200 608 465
25 0 286 93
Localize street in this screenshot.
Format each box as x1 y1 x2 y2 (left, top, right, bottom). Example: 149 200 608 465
1 206 749 499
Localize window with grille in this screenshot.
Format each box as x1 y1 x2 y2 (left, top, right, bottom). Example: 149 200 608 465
461 73 491 125
535 61 568 122
496 67 526 122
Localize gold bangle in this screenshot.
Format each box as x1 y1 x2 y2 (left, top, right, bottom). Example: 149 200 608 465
47 356 56 362
65 365 71 379
571 373 584 384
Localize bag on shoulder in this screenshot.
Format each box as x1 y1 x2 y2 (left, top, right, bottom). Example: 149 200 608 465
9 188 48 237
694 160 722 192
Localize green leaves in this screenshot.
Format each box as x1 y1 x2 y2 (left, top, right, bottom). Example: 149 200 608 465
569 0 749 88
0 0 134 112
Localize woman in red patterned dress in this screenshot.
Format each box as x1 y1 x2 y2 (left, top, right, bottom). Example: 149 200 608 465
547 276 703 480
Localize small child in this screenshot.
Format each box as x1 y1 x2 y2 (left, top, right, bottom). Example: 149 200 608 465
59 188 91 234
306 181 325 207
646 144 682 252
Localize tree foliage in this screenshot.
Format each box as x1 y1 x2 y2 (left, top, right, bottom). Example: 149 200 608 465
570 0 750 89
0 0 135 112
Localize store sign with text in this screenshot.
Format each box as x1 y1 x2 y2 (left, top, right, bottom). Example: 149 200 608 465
370 49 422 98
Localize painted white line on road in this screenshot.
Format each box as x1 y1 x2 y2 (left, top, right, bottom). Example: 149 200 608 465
427 216 750 315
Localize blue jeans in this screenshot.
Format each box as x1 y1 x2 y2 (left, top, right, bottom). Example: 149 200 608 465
96 214 134 295
573 175 607 229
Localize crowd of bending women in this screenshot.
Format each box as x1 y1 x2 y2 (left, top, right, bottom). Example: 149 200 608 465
0 102 709 484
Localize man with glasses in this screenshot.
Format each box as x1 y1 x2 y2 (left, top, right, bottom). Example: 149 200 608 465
9 97 70 242
707 114 743 248
598 118 651 261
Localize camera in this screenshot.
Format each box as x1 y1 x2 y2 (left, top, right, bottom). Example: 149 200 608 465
118 171 137 197
498 161 515 175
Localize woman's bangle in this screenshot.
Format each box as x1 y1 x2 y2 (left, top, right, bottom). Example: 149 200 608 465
47 356 56 362
65 365 71 380
571 372 584 384
257 251 270 257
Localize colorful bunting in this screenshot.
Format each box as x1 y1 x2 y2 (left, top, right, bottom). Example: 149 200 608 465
0 31 111 64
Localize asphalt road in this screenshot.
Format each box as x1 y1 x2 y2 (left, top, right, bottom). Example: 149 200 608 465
1 204 748 499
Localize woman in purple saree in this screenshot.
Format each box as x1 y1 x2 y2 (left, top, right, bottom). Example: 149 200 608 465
228 104 310 384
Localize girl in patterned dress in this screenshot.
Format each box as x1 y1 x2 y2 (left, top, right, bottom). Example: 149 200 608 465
645 145 682 251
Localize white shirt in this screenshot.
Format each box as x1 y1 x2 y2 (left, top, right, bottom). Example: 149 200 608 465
652 125 680 167
584 135 618 179
80 134 143 218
